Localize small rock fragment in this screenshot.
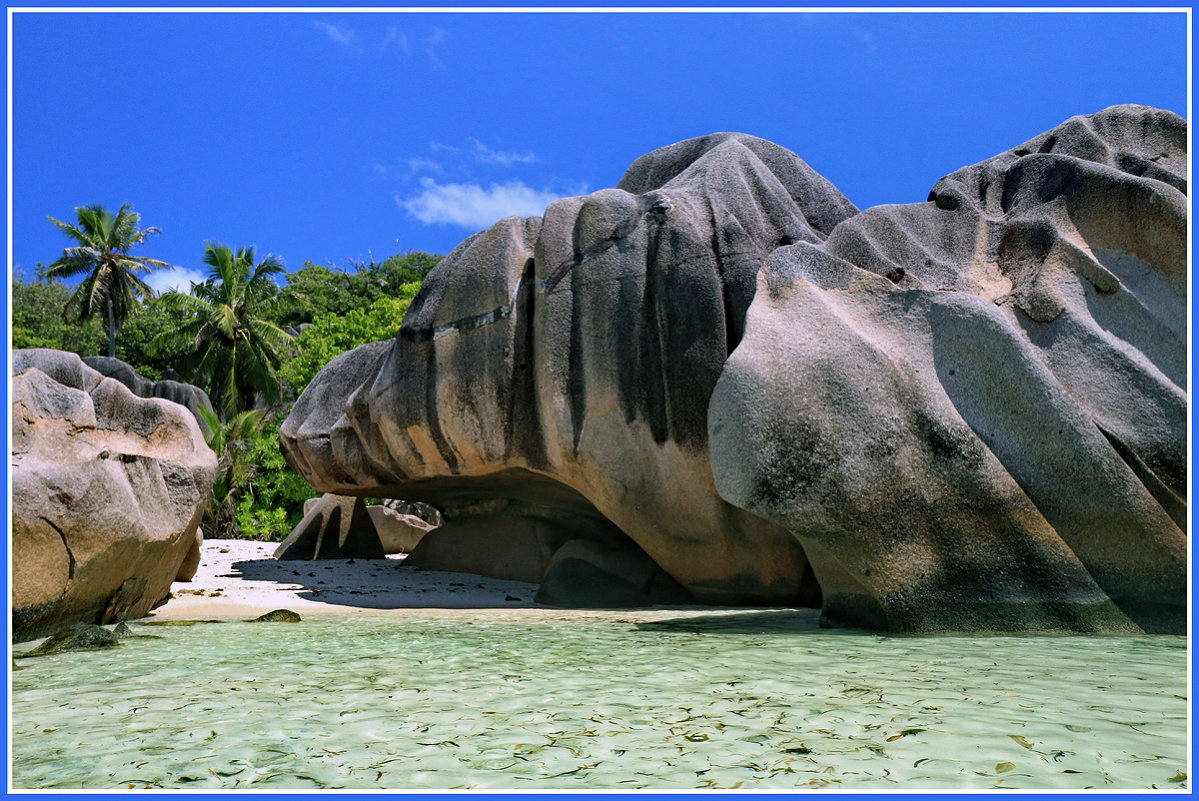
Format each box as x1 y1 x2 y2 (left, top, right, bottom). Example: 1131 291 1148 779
251 609 302 623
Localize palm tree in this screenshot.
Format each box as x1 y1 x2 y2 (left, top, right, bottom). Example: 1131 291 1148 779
155 242 293 419
42 203 170 357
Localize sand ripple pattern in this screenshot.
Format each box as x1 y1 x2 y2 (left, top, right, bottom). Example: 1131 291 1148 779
10 610 1187 790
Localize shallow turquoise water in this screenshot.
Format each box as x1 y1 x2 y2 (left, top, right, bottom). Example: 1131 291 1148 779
10 609 1189 790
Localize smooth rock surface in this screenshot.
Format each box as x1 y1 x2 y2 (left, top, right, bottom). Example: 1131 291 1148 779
274 493 386 560
282 107 1186 631
710 104 1186 633
12 349 217 642
82 355 216 433
282 133 847 605
367 505 436 554
174 529 204 582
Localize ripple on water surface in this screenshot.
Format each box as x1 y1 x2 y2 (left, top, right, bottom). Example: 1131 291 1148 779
10 609 1188 790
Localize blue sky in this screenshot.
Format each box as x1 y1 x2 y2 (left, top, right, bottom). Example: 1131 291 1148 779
9 10 1189 294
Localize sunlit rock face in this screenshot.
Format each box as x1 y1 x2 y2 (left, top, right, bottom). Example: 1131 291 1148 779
81 355 215 434
12 349 217 641
282 133 856 606
711 104 1187 633
283 106 1186 631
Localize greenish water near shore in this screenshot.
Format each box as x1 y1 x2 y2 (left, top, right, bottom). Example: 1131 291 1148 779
10 610 1188 790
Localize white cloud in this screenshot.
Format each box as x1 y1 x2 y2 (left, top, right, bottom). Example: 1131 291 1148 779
380 26 410 55
399 178 565 228
405 157 445 175
147 266 206 295
425 27 447 68
313 21 361 54
372 157 445 180
471 139 538 165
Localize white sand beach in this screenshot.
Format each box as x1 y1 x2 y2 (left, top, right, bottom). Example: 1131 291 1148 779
148 538 546 621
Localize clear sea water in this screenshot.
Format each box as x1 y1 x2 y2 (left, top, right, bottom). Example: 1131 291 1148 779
9 609 1189 790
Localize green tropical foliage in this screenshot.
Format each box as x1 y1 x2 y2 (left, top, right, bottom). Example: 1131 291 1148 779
11 270 106 355
277 251 439 326
196 405 266 539
109 296 183 380
41 203 169 357
279 289 420 396
233 413 320 540
155 243 296 419
19 219 442 540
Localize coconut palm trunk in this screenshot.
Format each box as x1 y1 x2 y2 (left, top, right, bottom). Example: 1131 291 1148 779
105 297 117 357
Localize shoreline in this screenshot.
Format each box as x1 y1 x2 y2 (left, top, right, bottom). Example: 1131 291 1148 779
148 538 545 621
148 539 794 625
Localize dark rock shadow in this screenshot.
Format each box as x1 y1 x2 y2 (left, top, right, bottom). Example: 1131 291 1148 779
228 556 544 610
634 609 873 636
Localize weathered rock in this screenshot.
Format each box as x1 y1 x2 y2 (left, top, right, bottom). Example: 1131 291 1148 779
368 505 435 554
535 539 695 608
251 609 301 622
298 494 441 549
274 493 385 560
12 349 218 642
281 107 1185 632
383 498 443 528
21 622 118 657
82 355 215 434
282 134 851 605
710 104 1186 633
174 529 204 582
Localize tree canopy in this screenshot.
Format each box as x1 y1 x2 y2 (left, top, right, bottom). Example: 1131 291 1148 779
154 243 295 419
15 230 442 541
41 203 169 357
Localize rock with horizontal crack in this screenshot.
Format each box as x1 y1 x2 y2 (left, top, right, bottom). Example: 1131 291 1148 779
282 133 849 606
282 106 1185 631
11 349 217 642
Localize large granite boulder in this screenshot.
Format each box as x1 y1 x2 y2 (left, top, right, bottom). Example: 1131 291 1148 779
710 104 1186 633
282 133 853 606
282 106 1186 631
12 349 218 642
274 493 386 560
82 355 215 433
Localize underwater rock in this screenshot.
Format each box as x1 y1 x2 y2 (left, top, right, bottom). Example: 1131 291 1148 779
22 622 118 657
11 349 218 642
252 609 301 622
281 106 1185 633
